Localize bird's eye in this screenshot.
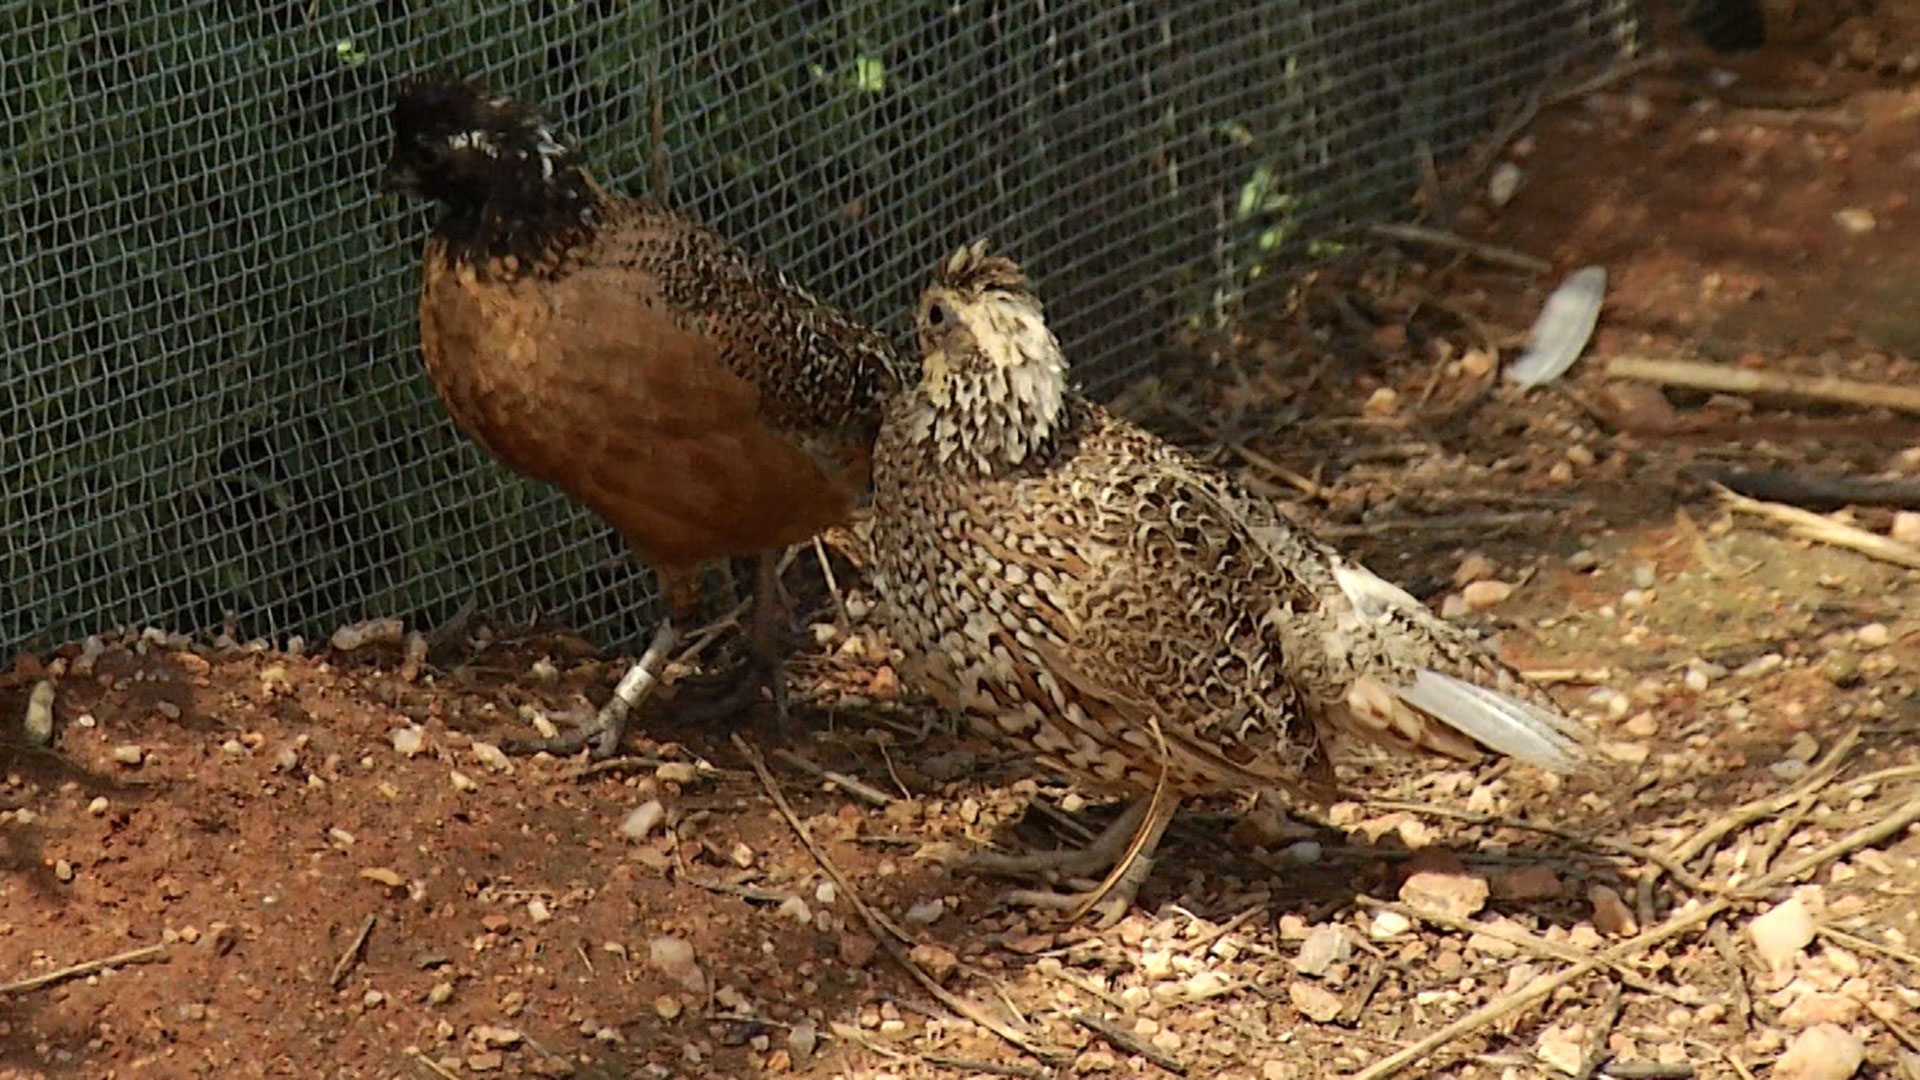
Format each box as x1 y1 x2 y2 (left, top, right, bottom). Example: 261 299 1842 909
926 303 948 327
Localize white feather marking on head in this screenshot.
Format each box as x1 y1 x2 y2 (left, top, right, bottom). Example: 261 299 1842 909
1329 557 1426 624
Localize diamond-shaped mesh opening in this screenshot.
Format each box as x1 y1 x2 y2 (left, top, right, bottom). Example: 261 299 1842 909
1 1 1638 653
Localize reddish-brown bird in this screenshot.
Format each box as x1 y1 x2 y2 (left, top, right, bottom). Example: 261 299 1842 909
384 78 901 756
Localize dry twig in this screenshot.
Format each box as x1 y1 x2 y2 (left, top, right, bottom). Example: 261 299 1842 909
1573 985 1625 1080
1717 487 1920 569
1365 223 1552 274
0 941 169 995
772 748 897 807
1355 898 1689 1003
1347 791 1920 1080
1072 1011 1187 1076
330 914 377 988
735 735 1065 1066
1608 355 1920 415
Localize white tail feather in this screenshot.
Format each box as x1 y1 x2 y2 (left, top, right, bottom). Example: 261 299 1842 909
1394 669 1584 772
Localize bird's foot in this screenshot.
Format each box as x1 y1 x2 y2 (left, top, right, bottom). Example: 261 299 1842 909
671 648 791 735
994 857 1159 929
961 798 1170 928
502 622 679 760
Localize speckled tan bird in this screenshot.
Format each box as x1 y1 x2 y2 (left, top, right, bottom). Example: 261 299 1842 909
870 241 1589 923
384 78 901 757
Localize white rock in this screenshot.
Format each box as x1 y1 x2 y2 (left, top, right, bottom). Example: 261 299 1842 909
1400 867 1490 921
1772 1023 1863 1080
619 800 666 841
904 899 945 925
1288 980 1344 1023
1750 896 1817 971
1369 910 1413 939
1294 925 1352 978
391 726 425 757
1534 1022 1588 1075
1461 580 1514 610
1892 512 1920 544
648 936 706 994
1779 992 1861 1029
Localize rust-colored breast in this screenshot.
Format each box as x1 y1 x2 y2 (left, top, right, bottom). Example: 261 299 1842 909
417 240 862 569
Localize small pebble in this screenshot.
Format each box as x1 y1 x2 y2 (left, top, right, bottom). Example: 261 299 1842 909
427 982 454 1005
904 899 946 925
1820 651 1861 687
22 681 56 747
1369 910 1412 939
527 898 552 923
654 762 698 785
448 770 476 793
1623 711 1659 738
1294 925 1352 978
1461 580 1514 610
1773 1023 1864 1080
1855 623 1890 649
1588 884 1637 936
787 1021 819 1067
1491 865 1562 901
1566 549 1600 572
1892 511 1920 544
111 745 145 766
620 800 666 841
53 859 74 883
470 742 512 773
1833 207 1876 235
1288 980 1344 1023
648 936 706 994
391 727 425 757
778 896 812 925
1750 896 1816 970
86 796 109 816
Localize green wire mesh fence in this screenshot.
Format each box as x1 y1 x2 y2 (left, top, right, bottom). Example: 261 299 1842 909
1 1 1638 653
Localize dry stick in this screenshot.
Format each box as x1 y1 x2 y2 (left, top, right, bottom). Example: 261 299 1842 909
771 747 896 807
811 535 852 628
330 914 377 988
1718 487 1920 570
1749 791 1817 880
1706 921 1751 1036
1572 984 1625 1080
407 1048 463 1080
922 1056 1049 1080
734 735 1064 1066
1607 355 1920 415
1072 1011 1187 1076
1817 925 1920 971
0 941 169 995
1363 800 1721 897
1365 223 1552 274
1655 727 1860 886
1346 794 1920 1080
1354 899 1690 1003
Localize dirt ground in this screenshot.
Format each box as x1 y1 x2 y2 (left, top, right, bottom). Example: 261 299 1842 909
10 14 1920 1080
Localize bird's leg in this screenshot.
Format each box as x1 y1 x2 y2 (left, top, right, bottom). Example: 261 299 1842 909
503 567 701 759
672 552 794 732
965 795 1180 927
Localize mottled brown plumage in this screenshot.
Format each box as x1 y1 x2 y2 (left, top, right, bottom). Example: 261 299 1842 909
870 241 1588 922
386 78 901 756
